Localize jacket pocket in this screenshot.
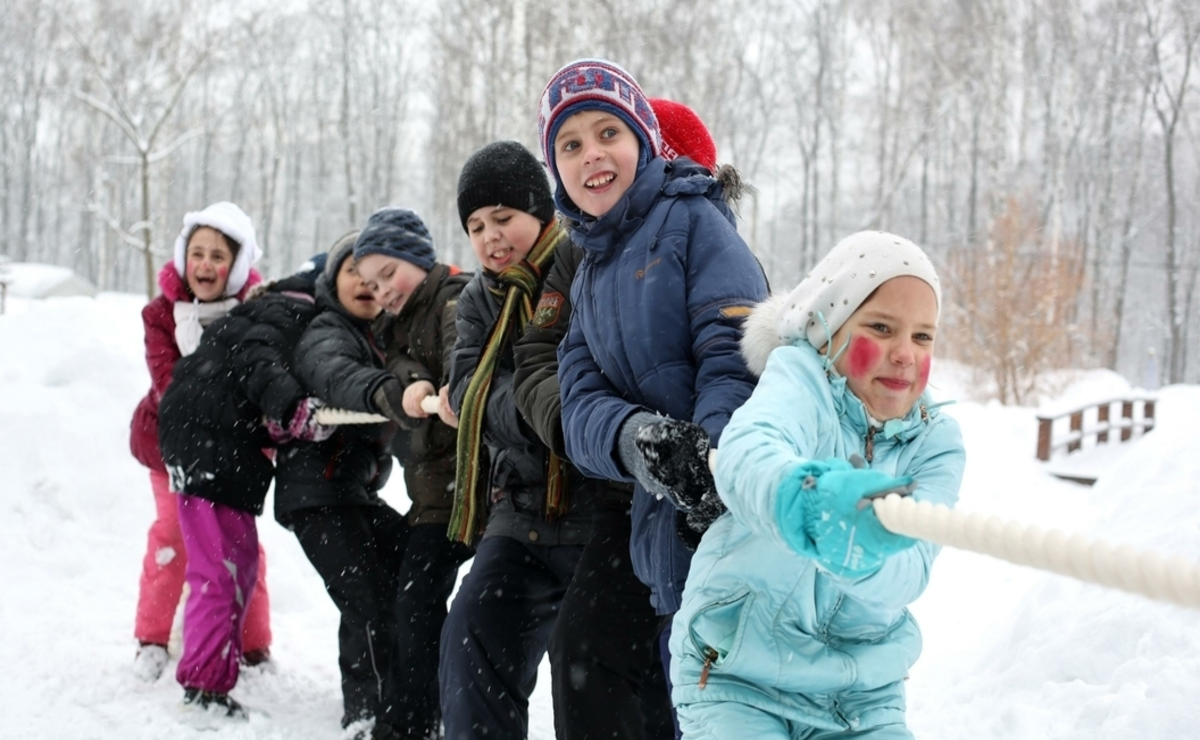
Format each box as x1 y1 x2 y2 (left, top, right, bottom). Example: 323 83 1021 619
685 590 755 684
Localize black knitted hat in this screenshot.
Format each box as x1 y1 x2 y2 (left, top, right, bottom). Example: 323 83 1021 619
456 141 556 232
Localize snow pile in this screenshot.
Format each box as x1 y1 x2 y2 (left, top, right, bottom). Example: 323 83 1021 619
2 293 1199 739
0 263 98 299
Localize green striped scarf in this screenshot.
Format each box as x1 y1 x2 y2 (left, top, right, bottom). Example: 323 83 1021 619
449 221 569 544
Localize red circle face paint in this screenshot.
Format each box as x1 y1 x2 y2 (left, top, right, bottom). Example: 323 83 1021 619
846 336 881 379
917 355 932 394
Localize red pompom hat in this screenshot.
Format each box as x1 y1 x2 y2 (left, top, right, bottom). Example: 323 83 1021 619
649 98 718 173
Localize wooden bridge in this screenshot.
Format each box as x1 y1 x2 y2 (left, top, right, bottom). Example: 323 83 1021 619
1036 398 1157 485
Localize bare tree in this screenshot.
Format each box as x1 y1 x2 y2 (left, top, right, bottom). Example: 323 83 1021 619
60 5 208 298
1141 0 1199 384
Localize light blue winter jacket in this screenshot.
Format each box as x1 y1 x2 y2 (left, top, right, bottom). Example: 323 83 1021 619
669 340 965 732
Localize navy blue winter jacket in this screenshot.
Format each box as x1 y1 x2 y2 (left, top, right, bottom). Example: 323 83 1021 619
557 157 769 614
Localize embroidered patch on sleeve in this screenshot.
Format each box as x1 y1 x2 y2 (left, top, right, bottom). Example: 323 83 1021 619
531 291 565 328
719 305 753 319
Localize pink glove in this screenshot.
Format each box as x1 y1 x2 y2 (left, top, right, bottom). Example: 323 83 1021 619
289 397 336 442
265 418 293 445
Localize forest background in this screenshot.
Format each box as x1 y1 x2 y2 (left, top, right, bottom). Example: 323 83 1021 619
1 0 1198 398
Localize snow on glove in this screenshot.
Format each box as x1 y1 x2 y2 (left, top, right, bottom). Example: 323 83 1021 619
776 458 918 577
675 489 728 552
634 419 716 513
288 397 336 442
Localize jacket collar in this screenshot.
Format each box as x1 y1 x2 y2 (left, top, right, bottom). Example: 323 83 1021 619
565 158 730 258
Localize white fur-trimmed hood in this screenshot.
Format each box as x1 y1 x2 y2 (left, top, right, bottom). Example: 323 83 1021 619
740 293 791 377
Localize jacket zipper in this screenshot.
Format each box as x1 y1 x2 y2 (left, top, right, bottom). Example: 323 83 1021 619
698 646 719 689
864 426 878 462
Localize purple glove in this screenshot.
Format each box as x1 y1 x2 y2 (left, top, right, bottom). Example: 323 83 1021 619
288 398 336 442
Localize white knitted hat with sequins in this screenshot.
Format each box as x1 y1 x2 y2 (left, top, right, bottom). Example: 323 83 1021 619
780 230 941 349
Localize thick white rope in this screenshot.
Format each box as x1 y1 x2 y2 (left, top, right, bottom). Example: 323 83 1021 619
314 408 388 424
871 495 1200 610
314 395 440 425
704 450 1200 610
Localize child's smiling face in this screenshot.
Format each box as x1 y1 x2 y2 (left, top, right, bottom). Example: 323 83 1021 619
553 110 640 218
335 257 381 321
185 227 234 301
357 253 429 315
828 276 939 421
466 205 542 273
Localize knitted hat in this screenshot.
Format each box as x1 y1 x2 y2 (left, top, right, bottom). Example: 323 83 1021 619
172 201 261 297
324 230 362 282
456 141 556 232
537 58 662 182
778 231 942 350
650 98 717 172
352 208 436 272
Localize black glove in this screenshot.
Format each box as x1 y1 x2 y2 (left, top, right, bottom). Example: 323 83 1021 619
634 418 717 513
371 379 406 425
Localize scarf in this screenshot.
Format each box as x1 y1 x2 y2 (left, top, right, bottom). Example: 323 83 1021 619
449 222 569 544
173 298 239 356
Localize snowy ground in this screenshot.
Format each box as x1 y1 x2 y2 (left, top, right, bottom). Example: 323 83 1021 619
2 292 1198 740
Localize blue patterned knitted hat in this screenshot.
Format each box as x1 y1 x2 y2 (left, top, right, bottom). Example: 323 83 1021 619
537 59 662 187
352 208 436 271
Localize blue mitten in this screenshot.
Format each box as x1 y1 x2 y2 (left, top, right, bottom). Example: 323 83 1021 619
776 458 918 577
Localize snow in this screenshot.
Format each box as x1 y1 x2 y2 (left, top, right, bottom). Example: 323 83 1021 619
3 293 1199 739
0 262 97 299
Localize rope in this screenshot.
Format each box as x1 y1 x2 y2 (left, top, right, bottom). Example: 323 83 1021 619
871 494 1200 610
705 450 1200 610
314 396 440 425
313 408 389 424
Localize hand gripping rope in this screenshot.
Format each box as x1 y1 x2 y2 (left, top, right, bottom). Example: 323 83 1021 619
701 450 1200 611
313 396 441 425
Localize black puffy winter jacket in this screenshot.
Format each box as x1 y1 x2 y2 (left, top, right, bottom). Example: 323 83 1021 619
277 273 396 525
158 276 319 514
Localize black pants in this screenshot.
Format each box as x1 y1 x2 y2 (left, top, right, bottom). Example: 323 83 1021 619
551 508 675 740
440 535 584 740
293 506 471 733
292 505 407 727
381 522 473 738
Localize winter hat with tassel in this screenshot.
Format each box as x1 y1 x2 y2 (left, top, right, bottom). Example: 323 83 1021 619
741 231 941 376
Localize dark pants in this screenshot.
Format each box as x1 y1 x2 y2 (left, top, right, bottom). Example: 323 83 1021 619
292 505 406 727
551 508 675 740
293 506 471 733
440 535 584 740
382 523 473 738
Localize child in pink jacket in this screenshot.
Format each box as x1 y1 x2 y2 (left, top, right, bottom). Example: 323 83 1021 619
128 201 272 682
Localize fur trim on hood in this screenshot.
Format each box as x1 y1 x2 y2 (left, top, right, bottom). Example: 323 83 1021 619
740 293 791 377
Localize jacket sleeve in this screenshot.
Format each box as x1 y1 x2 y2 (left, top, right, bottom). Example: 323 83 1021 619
142 299 181 404
439 275 467 387
558 301 642 483
683 200 769 444
714 344 835 554
220 302 307 422
513 241 578 457
448 276 531 451
297 313 393 413
835 417 965 608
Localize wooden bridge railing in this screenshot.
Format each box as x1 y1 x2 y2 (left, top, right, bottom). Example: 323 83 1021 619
1036 398 1156 462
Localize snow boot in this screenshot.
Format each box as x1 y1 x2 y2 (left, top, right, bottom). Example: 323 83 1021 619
180 687 248 721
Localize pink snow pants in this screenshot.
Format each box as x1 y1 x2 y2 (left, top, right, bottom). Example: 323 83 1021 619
134 470 271 653
175 492 264 693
